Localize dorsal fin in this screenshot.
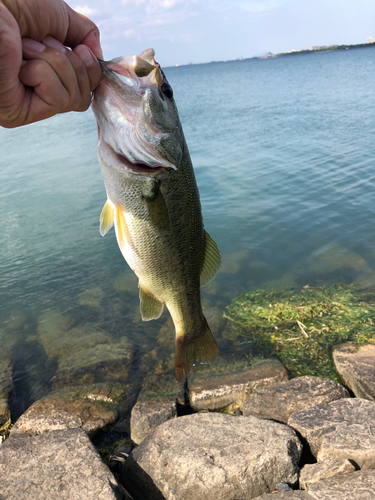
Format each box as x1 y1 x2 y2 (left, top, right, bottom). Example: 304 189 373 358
200 231 221 287
139 284 164 321
99 199 115 236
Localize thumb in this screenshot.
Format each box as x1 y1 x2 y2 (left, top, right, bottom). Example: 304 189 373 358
64 4 103 59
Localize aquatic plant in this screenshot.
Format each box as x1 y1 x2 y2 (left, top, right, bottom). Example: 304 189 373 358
225 285 375 380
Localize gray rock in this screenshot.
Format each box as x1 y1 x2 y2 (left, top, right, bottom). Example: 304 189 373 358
333 342 375 400
307 469 375 499
11 384 126 437
189 357 289 411
255 470 375 499
130 374 183 445
121 413 302 500
0 428 129 499
288 398 375 468
131 401 176 445
299 459 356 489
243 376 349 423
254 492 310 499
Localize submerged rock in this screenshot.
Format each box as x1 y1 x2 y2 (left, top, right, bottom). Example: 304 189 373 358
243 376 349 422
77 287 105 308
113 271 139 294
36 316 133 389
219 250 248 274
299 459 356 489
188 357 288 411
121 413 302 500
333 342 375 400
288 398 375 469
0 428 129 499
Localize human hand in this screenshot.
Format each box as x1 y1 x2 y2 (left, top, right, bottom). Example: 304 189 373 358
0 0 103 128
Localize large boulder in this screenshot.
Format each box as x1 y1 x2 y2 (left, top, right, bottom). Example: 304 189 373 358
333 342 375 400
188 357 289 411
299 459 356 489
306 469 375 499
255 470 375 499
288 398 375 468
121 413 302 500
130 374 183 445
10 384 127 437
243 376 349 422
0 428 129 499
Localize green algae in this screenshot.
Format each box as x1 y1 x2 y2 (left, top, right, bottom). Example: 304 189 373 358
225 284 375 380
0 419 12 441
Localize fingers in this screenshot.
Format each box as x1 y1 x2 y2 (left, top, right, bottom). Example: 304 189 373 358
64 4 103 59
18 36 101 124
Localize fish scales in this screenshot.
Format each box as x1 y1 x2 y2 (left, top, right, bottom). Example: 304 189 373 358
92 48 221 380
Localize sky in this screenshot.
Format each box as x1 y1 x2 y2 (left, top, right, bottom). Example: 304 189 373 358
70 0 375 67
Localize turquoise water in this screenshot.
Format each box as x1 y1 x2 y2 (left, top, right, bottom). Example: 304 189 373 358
1 47 375 417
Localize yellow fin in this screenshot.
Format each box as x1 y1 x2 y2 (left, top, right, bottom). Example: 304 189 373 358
99 200 115 236
115 205 132 251
175 316 218 381
200 231 221 287
139 285 164 321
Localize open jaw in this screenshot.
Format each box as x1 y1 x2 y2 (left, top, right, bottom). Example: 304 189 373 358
109 142 164 175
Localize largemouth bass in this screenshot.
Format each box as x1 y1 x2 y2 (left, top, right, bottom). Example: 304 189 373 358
92 49 220 381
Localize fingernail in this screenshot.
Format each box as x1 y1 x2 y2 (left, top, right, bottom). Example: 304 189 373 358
43 36 67 53
77 45 96 66
22 38 45 53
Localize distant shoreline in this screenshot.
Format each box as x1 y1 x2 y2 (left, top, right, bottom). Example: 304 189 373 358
271 41 375 59
168 42 375 69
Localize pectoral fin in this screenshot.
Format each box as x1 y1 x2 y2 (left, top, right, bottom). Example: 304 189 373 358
100 199 115 236
200 231 221 287
115 205 132 251
139 285 164 321
143 182 170 230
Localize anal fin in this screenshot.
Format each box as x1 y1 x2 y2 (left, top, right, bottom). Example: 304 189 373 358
139 285 164 321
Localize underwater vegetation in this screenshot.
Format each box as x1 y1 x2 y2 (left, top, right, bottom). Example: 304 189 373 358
225 284 375 381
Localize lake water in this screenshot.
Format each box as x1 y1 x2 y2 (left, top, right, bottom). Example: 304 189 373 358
1 47 375 419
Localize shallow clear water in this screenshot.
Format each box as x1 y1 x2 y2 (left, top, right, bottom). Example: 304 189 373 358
1 47 375 416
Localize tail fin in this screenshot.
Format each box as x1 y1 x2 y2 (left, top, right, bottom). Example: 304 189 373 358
175 316 218 382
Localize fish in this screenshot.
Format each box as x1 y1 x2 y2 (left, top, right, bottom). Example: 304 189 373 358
91 48 221 381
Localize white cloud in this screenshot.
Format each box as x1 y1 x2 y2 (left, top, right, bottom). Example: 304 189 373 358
73 4 98 16
123 29 135 38
238 0 290 14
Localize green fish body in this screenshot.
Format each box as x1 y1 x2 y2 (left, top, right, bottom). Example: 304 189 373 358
92 49 220 380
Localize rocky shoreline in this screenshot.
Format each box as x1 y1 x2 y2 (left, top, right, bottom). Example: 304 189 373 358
1 341 375 499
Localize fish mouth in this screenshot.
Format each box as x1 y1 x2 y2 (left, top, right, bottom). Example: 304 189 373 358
103 141 165 176
114 148 163 175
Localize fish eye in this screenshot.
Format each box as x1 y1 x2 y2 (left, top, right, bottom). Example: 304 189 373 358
161 81 173 99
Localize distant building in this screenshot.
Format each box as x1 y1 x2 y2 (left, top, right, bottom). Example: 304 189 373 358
312 46 328 50
367 37 375 43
